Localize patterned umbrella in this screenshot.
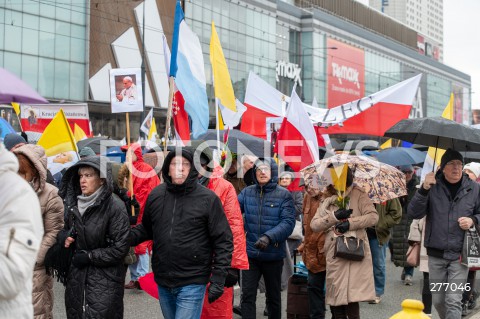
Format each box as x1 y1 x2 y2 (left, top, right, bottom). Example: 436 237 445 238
300 154 407 203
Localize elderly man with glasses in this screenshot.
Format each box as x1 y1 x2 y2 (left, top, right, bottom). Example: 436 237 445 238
409 148 480 319
238 159 295 319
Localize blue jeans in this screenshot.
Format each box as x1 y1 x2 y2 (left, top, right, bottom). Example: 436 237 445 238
128 249 149 281
369 237 387 296
404 266 414 277
157 284 207 319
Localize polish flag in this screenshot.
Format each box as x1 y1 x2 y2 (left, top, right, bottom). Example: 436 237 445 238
276 89 319 174
162 34 190 145
314 74 422 136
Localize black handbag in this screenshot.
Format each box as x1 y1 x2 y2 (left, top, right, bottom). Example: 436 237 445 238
334 236 365 261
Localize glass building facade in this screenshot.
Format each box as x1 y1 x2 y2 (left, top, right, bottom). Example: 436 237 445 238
0 1 88 101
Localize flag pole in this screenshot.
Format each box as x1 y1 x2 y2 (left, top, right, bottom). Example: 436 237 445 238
163 76 175 158
125 112 135 216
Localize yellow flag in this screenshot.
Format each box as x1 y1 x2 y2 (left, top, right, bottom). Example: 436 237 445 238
148 118 157 141
426 93 454 165
210 21 236 113
74 123 87 142
38 109 78 157
380 139 392 149
11 102 20 115
330 163 348 193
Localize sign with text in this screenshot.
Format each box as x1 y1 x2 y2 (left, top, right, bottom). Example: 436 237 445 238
20 104 91 136
327 38 365 108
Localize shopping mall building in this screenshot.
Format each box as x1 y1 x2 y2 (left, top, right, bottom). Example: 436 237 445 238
0 0 471 139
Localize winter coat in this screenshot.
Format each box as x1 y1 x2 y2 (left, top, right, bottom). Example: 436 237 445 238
130 149 233 288
371 198 402 246
408 172 480 260
129 144 160 255
392 175 419 267
292 191 304 219
238 159 296 261
310 185 378 306
59 157 130 319
224 172 246 195
0 146 44 319
408 217 428 273
301 193 326 273
201 166 248 319
13 145 64 319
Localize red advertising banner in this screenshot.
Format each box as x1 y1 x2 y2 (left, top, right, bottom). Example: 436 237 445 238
327 38 365 108
20 104 91 136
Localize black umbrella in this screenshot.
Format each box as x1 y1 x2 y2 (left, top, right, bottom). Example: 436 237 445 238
384 117 480 152
77 137 118 154
198 129 272 157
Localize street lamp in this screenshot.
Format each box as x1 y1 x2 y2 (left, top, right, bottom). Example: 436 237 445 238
377 71 415 91
301 46 337 103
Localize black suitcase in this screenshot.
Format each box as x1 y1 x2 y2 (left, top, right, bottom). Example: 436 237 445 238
286 251 309 319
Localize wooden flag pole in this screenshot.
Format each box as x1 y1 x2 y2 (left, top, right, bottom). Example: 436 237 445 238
163 76 176 158
125 112 135 217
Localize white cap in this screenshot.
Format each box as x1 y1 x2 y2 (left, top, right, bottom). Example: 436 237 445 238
464 162 480 179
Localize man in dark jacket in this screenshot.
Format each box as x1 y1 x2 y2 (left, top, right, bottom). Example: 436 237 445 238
238 158 295 319
130 149 233 319
409 149 480 319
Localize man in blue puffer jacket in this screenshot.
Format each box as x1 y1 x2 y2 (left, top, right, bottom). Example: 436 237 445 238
238 158 295 319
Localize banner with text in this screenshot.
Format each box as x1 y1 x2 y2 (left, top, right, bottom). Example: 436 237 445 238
20 104 91 136
327 38 365 108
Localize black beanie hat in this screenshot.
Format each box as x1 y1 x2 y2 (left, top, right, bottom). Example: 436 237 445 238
440 148 463 170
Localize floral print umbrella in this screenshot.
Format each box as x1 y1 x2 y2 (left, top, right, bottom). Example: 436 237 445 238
301 154 407 203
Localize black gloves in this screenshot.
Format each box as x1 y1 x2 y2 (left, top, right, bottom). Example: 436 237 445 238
72 250 91 269
127 195 140 225
208 282 224 303
129 215 138 226
334 208 353 220
224 268 239 288
254 235 270 250
335 221 350 234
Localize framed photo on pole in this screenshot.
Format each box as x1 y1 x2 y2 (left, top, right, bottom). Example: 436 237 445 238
110 68 144 113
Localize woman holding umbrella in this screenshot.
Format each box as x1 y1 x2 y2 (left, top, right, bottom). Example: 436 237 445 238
310 167 378 319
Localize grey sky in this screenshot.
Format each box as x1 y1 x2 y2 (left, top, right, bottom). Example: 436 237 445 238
355 0 478 110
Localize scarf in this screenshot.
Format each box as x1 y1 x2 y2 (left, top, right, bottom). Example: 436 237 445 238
77 185 104 216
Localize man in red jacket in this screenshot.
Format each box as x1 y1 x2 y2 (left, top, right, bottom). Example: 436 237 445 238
122 143 160 289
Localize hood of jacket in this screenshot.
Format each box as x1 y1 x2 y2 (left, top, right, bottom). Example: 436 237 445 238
161 148 199 194
59 156 114 207
13 144 47 193
0 144 18 175
251 158 279 192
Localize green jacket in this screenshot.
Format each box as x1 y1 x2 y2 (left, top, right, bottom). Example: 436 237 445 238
374 198 403 245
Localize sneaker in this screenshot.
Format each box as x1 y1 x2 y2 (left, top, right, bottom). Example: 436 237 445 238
462 302 470 316
404 275 413 286
368 296 382 304
233 305 242 316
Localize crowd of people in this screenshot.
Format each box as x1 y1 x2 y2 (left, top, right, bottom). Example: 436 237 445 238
1 132 480 319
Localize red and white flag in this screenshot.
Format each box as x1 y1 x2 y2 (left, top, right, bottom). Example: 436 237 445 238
276 89 319 173
163 34 190 145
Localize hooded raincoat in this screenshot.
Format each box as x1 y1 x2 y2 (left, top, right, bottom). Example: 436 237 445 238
13 144 64 319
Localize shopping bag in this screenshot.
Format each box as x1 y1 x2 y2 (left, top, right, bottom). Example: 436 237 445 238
406 242 421 267
461 225 480 268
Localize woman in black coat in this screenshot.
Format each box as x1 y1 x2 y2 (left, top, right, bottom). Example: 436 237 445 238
58 157 130 319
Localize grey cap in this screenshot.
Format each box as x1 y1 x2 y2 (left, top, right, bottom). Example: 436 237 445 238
79 146 96 158
4 133 26 151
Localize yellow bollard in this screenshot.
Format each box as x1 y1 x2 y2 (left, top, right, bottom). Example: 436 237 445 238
389 299 431 319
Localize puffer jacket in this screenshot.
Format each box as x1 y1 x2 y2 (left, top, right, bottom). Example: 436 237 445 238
238 158 295 261
0 146 43 319
130 149 233 288
127 143 160 255
13 145 64 319
59 157 130 319
408 171 480 260
392 175 419 267
370 198 402 246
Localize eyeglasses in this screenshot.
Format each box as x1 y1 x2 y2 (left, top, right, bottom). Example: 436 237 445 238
445 161 463 167
280 177 291 180
402 171 413 174
256 167 271 173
